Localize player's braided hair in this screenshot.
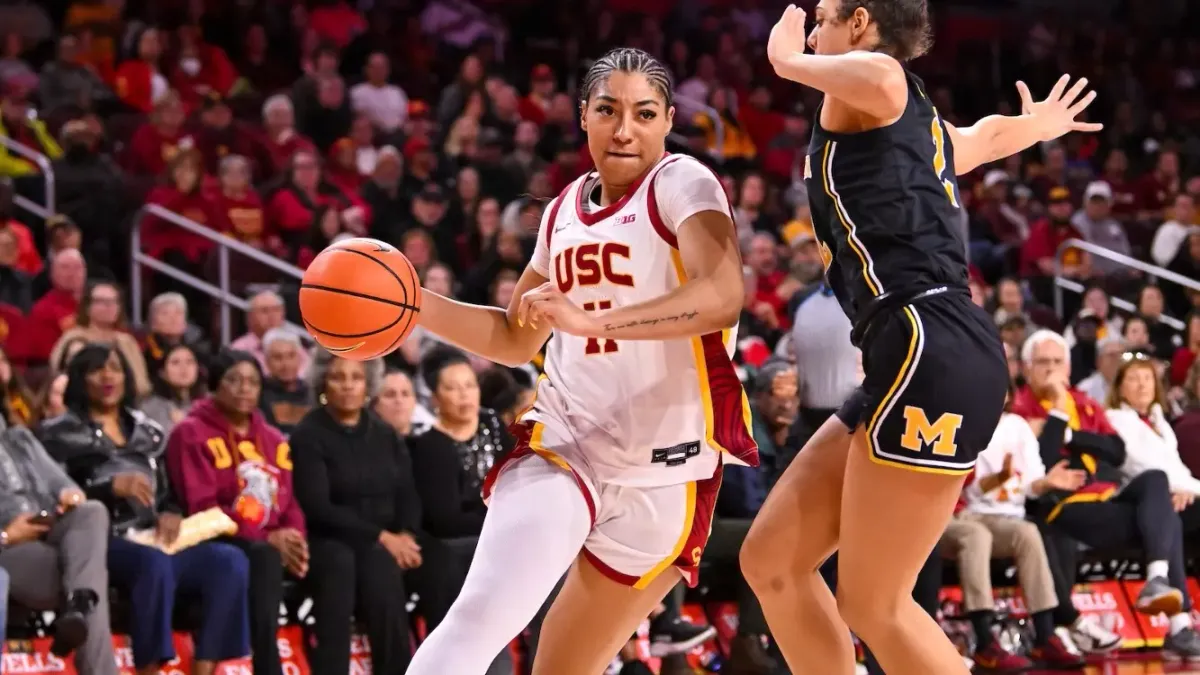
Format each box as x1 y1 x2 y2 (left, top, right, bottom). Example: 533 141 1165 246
580 47 674 109
839 0 932 62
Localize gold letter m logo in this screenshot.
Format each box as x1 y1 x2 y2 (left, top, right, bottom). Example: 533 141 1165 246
900 406 963 457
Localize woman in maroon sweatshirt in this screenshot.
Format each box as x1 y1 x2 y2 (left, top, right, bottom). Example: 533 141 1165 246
166 349 305 675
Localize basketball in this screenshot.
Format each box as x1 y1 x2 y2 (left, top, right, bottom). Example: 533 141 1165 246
299 238 422 361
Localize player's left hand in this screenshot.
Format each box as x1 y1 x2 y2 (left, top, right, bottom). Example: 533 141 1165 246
518 282 602 337
1016 75 1104 142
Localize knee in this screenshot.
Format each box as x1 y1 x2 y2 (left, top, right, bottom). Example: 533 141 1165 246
205 544 251 591
836 580 901 640
70 501 110 531
954 522 994 559
1011 521 1047 557
1139 469 1171 494
126 545 175 593
740 518 791 590
247 539 284 575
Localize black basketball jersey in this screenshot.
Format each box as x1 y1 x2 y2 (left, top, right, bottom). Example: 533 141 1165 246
804 69 969 322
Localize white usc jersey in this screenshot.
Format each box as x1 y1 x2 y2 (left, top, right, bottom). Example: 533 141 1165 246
522 154 759 488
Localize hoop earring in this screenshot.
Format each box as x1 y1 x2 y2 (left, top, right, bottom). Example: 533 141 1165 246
319 393 327 406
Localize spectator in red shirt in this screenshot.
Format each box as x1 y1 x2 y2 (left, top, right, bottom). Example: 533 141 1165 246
309 0 367 49
1020 186 1091 280
168 25 237 114
26 248 86 364
1099 148 1138 223
259 94 316 177
112 26 166 114
143 149 222 265
518 64 556 126
213 154 273 251
325 138 364 194
1137 149 1182 223
123 91 193 177
740 85 785 154
1171 312 1200 387
191 93 261 179
267 149 370 264
746 232 789 330
761 104 809 182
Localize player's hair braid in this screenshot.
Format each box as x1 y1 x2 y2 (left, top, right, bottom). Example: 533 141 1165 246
580 47 674 109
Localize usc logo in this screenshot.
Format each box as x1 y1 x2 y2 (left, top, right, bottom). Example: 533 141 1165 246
554 242 635 294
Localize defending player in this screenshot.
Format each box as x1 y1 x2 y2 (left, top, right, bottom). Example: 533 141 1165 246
405 48 757 674
740 3 1103 674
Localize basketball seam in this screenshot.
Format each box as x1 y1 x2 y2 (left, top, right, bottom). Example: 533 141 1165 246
300 283 420 312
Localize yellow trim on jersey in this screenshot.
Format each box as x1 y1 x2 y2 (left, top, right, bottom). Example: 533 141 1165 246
633 480 697 590
516 373 548 423
668 250 753 455
528 422 573 473
821 141 883 296
862 306 969 476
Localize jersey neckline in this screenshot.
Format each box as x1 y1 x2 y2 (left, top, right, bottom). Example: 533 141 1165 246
574 152 670 226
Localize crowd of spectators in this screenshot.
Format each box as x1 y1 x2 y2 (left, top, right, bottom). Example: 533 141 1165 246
0 0 1198 673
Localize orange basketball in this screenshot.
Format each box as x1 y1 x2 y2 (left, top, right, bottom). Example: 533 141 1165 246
299 238 423 361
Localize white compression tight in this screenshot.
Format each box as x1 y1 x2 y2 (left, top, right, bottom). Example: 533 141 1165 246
406 455 593 674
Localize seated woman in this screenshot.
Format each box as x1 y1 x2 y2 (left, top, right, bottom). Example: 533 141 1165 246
1106 353 1200 535
409 347 513 540
166 349 306 675
372 369 433 438
292 351 461 674
48 282 152 398
139 343 203 435
38 344 251 675
941 384 1097 670
1014 330 1200 658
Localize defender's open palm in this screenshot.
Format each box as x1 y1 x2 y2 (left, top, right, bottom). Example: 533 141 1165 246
767 4 808 66
1016 75 1104 142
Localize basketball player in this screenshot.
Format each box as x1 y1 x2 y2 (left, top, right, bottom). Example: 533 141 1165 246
740 3 1103 674
405 47 758 674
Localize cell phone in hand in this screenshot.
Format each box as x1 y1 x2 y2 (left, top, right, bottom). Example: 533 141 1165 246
29 510 56 526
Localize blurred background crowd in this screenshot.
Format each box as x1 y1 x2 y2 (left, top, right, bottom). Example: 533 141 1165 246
0 0 1198 673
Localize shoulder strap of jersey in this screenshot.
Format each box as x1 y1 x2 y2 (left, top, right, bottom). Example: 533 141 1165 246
543 180 578 250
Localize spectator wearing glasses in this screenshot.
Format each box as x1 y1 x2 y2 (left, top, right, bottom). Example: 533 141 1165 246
1012 330 1200 658
39 344 251 675
49 281 152 398
166 349 307 675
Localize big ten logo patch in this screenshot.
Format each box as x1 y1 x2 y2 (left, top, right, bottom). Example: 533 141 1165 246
554 242 635 294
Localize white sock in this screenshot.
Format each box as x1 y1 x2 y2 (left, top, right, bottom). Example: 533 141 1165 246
406 455 593 675
1147 560 1170 580
1170 612 1192 635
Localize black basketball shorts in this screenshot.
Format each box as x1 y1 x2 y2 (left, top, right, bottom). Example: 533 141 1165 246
836 292 1008 475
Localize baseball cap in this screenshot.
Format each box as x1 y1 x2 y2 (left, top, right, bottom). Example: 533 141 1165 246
983 169 1010 189
531 64 554 81
201 91 228 111
1048 186 1072 203
408 100 429 119
403 136 431 159
416 183 446 203
1084 180 1114 202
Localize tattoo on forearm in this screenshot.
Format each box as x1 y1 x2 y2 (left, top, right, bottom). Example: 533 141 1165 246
603 310 700 332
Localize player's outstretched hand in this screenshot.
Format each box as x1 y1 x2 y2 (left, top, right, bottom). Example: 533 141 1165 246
518 281 600 337
767 4 808 67
1016 75 1104 142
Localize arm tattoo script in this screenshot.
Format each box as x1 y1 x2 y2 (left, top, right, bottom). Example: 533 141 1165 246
602 310 700 332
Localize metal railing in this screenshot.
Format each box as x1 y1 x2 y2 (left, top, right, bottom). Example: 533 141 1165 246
0 136 55 219
1053 238 1199 332
130 204 307 345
